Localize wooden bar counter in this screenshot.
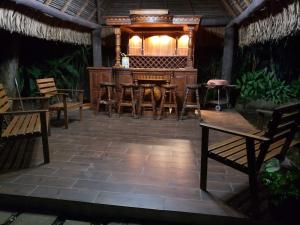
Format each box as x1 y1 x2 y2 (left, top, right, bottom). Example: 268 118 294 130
88 67 197 108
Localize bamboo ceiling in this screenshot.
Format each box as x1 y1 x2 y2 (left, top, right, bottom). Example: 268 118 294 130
10 0 253 26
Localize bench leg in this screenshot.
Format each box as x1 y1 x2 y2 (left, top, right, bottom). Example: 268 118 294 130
40 112 50 163
79 106 83 121
64 108 68 129
200 126 209 191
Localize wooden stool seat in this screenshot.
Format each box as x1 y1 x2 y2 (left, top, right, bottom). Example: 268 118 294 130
158 84 178 120
96 82 117 117
118 83 136 117
138 84 156 119
180 84 202 120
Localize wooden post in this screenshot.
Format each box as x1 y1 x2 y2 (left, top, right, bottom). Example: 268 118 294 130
186 26 194 68
221 0 268 82
221 26 235 82
114 27 121 68
92 28 102 67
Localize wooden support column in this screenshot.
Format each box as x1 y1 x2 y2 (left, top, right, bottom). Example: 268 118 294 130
186 26 194 68
114 27 121 68
221 26 235 82
92 28 102 67
221 0 268 82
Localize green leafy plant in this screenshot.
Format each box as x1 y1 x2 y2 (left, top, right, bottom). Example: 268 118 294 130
17 46 91 96
290 76 300 99
236 68 294 104
260 158 300 206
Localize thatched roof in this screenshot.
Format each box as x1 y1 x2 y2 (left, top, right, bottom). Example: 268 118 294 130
0 0 255 45
239 0 300 46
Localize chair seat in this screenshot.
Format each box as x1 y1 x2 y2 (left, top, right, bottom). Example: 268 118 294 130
1 114 41 138
208 130 286 167
49 102 81 110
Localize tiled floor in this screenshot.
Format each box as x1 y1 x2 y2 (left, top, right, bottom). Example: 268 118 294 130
0 109 255 224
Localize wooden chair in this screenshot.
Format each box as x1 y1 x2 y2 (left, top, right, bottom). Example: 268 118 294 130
36 78 83 129
200 102 300 202
0 84 50 163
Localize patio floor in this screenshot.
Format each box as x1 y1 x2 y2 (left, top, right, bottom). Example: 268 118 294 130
0 109 255 225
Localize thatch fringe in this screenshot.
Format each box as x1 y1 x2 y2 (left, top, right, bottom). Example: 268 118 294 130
239 1 300 46
0 7 91 45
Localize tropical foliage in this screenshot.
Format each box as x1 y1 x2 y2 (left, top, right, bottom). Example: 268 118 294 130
17 46 91 96
236 68 297 104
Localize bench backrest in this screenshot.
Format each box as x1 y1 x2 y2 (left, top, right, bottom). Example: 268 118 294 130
0 84 9 113
36 78 58 97
258 102 300 167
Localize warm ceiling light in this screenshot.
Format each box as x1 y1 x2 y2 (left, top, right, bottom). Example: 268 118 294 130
151 35 160 44
160 35 171 44
179 35 189 44
131 35 141 43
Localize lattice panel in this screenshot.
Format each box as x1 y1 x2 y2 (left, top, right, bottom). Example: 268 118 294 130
129 56 187 68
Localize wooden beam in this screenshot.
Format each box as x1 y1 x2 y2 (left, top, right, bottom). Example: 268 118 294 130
44 0 53 6
231 0 244 13
61 0 72 12
88 9 97 21
228 0 268 27
92 29 102 66
11 0 100 29
244 0 251 6
221 0 237 17
76 0 89 17
96 0 104 23
221 0 268 81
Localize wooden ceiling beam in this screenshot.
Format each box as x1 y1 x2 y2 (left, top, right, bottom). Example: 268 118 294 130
44 0 53 5
221 0 237 17
228 0 268 26
88 8 97 21
11 0 100 29
77 0 89 16
232 0 244 13
244 0 251 6
61 0 72 12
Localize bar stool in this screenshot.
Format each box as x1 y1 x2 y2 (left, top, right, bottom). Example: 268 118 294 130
180 84 202 120
96 82 117 117
138 84 156 119
118 83 136 117
158 84 178 120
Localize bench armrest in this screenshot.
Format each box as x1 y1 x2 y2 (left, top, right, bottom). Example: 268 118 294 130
199 122 270 142
9 97 49 101
57 89 84 93
0 109 48 116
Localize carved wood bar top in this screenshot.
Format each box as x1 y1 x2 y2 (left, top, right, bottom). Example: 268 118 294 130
87 67 197 72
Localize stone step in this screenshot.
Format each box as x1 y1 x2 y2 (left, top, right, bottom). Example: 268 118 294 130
11 213 57 225
0 211 13 224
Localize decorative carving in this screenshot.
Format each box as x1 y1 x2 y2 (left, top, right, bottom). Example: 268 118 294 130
173 16 201 25
130 15 173 24
114 27 121 67
105 16 131 25
186 26 194 68
105 15 200 26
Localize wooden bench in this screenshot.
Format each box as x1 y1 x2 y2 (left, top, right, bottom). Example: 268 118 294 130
36 78 83 129
200 102 300 202
0 84 50 163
